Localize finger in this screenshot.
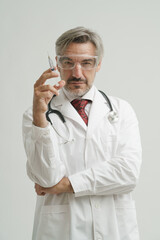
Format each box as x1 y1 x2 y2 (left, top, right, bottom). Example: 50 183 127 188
35 185 40 193
41 192 46 196
36 84 58 93
35 82 65 96
35 86 59 97
35 183 42 193
34 183 39 191
38 187 46 195
34 71 59 88
35 91 53 100
43 67 58 74
40 187 55 194
40 188 48 194
36 192 45 196
54 80 66 90
35 72 59 87
35 185 46 196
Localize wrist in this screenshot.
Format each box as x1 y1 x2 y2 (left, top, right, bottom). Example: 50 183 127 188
33 112 48 128
64 177 74 193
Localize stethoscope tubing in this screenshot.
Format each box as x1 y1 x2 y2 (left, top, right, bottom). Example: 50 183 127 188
46 91 118 125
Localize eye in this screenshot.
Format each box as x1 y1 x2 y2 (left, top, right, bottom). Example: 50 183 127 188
83 61 92 65
60 58 74 68
81 59 95 67
63 60 73 65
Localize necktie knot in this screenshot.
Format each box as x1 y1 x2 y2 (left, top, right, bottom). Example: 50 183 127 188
71 99 89 111
71 99 90 125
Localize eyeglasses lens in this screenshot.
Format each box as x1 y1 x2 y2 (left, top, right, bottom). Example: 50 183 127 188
58 56 97 70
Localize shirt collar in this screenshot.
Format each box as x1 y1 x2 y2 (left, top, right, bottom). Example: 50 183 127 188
62 85 95 102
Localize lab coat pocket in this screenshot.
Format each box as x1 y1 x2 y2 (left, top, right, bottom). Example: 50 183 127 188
115 200 139 240
101 135 117 158
36 204 70 240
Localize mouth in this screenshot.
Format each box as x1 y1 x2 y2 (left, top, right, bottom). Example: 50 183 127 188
67 78 87 85
70 81 85 85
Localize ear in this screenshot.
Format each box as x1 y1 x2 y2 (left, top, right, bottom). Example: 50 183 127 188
96 59 102 72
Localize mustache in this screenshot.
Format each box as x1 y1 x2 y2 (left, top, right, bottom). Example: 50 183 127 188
67 78 87 83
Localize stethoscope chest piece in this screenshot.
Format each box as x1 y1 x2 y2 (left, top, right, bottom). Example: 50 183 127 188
108 110 119 123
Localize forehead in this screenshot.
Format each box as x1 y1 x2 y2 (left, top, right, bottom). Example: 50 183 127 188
64 42 96 56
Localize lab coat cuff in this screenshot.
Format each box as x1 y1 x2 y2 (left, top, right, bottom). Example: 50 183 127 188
32 123 52 141
68 174 91 197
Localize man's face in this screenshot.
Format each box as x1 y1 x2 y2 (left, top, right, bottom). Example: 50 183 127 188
56 42 102 97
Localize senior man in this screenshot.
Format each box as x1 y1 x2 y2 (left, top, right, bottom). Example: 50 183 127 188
23 26 142 240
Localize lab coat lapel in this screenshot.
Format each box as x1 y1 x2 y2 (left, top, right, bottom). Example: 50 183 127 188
52 90 87 130
87 88 110 137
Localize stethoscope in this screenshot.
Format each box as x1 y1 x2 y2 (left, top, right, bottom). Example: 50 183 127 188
98 90 119 123
46 90 119 126
46 91 118 144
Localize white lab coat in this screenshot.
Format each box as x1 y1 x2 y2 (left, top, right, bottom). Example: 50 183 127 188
22 86 142 240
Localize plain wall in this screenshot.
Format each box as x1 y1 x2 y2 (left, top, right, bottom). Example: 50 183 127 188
0 0 160 239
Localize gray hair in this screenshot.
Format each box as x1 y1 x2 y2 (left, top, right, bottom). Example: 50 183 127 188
55 26 104 61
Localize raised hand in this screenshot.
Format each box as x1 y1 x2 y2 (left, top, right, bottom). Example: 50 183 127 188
33 68 65 127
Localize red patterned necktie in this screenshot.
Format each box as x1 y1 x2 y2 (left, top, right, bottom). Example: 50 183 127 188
71 99 89 125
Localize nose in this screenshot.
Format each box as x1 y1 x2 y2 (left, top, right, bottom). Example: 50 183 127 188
72 63 83 79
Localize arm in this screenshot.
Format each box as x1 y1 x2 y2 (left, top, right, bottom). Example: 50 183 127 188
34 101 141 197
23 109 67 187
22 69 66 187
34 177 74 195
68 100 142 197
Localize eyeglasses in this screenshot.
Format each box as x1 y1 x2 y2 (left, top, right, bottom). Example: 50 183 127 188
57 55 98 70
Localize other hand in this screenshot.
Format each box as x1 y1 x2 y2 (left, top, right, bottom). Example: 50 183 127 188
34 177 74 196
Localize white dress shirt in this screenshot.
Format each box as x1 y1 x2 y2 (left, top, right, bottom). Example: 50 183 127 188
62 85 95 117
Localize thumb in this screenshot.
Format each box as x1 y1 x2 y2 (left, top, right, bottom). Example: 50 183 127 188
54 80 65 90
39 187 48 195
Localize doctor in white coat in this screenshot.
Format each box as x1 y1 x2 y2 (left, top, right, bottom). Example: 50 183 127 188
23 26 142 240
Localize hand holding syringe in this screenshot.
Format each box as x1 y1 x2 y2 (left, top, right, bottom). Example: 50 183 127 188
32 55 65 127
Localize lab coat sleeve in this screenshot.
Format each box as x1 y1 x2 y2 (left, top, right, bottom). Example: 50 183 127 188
22 107 66 187
69 100 142 197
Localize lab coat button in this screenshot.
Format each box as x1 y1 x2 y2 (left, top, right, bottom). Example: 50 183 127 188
94 203 100 209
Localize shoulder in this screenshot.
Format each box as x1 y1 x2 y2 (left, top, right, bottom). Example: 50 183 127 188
109 96 135 112
94 87 136 113
96 87 138 122
109 95 133 109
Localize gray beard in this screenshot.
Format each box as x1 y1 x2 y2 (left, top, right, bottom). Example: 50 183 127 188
64 85 90 98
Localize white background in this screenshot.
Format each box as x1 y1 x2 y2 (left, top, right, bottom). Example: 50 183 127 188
0 0 160 239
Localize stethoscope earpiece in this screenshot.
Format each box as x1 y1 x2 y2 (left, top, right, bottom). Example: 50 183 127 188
108 111 119 123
